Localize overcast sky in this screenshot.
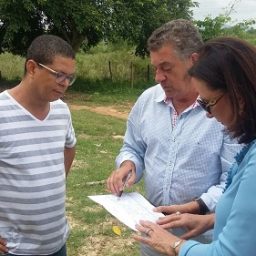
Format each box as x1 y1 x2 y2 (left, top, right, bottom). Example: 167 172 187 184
192 0 256 23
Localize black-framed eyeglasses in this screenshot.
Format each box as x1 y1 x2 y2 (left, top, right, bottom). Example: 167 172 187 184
37 63 76 86
197 94 225 114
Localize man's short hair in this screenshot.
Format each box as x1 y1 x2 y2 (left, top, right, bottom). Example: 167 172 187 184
147 19 203 59
26 34 75 65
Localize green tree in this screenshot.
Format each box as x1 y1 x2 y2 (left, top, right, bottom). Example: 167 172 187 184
0 0 109 54
0 0 197 55
168 0 198 19
105 0 198 56
194 0 256 43
0 0 45 55
195 15 256 42
106 0 170 56
195 15 231 41
224 19 256 40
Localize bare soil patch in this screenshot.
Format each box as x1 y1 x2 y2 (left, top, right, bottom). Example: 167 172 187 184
69 104 129 120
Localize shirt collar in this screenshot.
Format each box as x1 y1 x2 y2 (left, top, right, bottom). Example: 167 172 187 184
164 95 200 112
155 85 166 102
154 84 201 111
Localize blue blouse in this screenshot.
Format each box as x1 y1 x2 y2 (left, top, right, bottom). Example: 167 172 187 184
180 140 256 256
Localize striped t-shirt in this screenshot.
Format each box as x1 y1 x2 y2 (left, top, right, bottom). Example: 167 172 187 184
0 90 76 255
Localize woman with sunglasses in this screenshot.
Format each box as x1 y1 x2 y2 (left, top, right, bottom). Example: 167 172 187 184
133 36 256 256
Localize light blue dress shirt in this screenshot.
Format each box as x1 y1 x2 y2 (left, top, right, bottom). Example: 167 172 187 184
116 84 240 210
180 141 256 256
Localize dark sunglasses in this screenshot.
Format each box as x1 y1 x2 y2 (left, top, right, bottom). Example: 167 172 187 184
197 94 225 114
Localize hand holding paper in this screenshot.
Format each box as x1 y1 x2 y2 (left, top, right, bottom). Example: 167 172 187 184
88 192 164 231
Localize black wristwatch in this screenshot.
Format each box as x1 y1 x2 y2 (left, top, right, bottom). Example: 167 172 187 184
194 198 209 215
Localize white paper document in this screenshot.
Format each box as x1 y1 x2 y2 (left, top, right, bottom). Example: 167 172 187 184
88 192 164 231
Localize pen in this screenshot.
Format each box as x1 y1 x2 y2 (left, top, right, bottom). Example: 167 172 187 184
119 171 132 197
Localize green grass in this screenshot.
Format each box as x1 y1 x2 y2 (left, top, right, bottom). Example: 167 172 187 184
65 97 144 255
0 52 24 80
63 87 143 107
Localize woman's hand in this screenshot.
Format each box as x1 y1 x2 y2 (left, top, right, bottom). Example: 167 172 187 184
154 201 201 216
157 212 215 239
133 220 184 256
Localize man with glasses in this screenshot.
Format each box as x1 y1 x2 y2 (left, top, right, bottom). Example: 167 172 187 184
107 19 242 256
36 62 76 86
0 35 76 256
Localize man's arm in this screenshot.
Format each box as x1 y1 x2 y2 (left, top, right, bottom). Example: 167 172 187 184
0 237 8 254
115 97 146 181
64 146 75 176
200 134 243 212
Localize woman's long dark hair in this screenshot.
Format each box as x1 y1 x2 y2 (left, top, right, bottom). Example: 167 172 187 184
189 37 256 144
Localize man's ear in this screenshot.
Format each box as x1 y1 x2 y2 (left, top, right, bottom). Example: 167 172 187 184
191 52 199 64
26 59 37 76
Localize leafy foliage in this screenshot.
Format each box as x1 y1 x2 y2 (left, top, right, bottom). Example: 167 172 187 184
0 0 45 55
104 0 198 56
39 0 109 52
0 0 197 56
168 0 198 19
195 15 256 42
194 0 256 42
195 15 231 41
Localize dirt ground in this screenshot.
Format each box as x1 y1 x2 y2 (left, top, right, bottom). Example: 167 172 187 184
69 104 129 120
67 213 136 256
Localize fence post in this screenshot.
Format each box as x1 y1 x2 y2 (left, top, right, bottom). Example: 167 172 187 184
130 62 134 88
108 61 113 81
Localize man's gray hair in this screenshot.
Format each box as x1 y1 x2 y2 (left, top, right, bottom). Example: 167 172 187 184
147 19 203 59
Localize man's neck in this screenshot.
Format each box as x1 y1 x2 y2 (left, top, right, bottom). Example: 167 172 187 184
8 82 50 120
171 94 198 115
